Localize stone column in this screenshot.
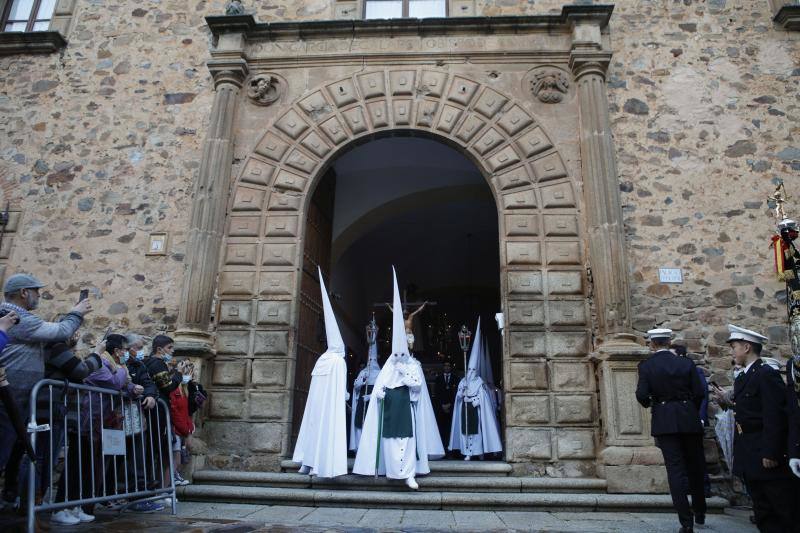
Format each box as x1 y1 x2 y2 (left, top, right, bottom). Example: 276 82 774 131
568 17 666 494
174 38 248 356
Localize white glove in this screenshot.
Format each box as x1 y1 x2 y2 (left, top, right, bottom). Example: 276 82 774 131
471 398 480 407
790 458 800 479
375 387 386 400
344 391 350 401
363 394 371 402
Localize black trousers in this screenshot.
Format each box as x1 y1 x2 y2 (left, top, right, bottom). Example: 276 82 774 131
745 477 800 533
656 433 706 528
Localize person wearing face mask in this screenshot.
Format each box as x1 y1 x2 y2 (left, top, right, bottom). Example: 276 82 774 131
169 361 198 486
124 334 157 411
59 334 142 523
121 333 163 511
142 335 181 498
0 273 91 510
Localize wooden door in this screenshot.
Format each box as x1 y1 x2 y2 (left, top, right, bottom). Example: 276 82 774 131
291 169 336 444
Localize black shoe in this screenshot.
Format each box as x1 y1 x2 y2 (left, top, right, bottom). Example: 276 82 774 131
695 514 705 525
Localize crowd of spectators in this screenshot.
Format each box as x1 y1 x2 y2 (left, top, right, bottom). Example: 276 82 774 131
0 273 206 525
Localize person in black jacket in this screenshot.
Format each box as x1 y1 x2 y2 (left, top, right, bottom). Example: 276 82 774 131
787 353 800 481
636 328 706 533
124 333 160 501
3 334 102 515
727 324 800 533
433 361 459 454
142 334 181 494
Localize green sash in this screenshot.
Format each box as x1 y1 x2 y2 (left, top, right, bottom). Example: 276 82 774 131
354 385 373 429
460 401 479 435
382 386 413 438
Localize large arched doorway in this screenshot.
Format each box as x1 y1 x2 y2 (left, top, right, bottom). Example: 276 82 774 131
292 135 503 450
214 70 595 471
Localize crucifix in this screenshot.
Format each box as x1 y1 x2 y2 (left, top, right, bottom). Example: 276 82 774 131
373 290 437 350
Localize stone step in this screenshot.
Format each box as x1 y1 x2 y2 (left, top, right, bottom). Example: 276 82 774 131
192 470 608 493
177 484 730 513
280 458 513 477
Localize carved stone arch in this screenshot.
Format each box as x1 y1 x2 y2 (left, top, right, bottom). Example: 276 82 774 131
215 69 592 463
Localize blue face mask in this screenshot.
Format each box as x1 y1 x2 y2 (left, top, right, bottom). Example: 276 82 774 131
181 375 191 384
135 350 145 361
163 352 173 363
120 352 130 364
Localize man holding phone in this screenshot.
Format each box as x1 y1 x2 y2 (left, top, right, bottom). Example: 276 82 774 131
0 274 91 474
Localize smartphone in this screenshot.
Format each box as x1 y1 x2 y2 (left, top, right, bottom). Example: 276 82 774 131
78 289 89 303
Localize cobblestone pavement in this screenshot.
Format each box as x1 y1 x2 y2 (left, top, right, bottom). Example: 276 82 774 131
0 502 757 532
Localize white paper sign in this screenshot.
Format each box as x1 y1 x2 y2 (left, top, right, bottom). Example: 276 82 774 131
658 268 683 284
102 429 126 456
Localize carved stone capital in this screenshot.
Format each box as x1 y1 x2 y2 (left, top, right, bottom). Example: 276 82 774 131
569 50 612 81
173 328 216 359
208 59 249 89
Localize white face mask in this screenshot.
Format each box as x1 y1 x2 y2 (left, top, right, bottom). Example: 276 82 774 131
181 375 191 384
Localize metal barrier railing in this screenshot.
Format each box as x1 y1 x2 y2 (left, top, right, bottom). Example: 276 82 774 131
25 379 177 531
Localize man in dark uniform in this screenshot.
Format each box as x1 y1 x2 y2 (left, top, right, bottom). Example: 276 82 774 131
788 353 800 481
728 324 800 532
433 361 458 454
636 328 706 533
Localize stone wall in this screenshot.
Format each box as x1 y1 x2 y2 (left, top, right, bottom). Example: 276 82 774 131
607 0 799 388
0 0 797 473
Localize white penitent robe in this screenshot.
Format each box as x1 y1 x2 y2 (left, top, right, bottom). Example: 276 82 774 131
448 372 503 457
349 358 380 451
353 355 443 478
292 352 348 478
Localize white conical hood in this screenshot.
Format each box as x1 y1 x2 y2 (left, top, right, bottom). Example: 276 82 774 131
318 267 345 357
390 266 410 357
479 330 494 386
467 317 482 373
366 342 381 373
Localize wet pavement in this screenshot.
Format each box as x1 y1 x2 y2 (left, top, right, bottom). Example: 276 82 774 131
0 501 757 532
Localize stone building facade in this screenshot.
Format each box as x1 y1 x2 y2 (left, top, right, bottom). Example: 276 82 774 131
0 0 798 493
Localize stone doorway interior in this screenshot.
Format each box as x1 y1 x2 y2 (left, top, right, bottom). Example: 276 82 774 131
293 134 503 451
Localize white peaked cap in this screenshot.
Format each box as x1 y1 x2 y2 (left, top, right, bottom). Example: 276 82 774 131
726 324 768 345
467 317 482 372
390 266 410 356
318 267 345 356
646 328 673 340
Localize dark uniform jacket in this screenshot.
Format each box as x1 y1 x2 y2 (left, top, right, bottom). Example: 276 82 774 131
433 372 459 413
732 358 792 481
787 361 800 460
126 358 158 401
636 349 704 436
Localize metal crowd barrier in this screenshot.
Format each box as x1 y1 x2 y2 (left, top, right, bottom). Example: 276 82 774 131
26 379 177 531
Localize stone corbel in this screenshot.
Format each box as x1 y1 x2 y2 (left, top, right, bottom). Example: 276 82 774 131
775 4 800 30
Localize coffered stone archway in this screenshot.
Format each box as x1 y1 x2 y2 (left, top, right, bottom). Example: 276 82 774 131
175 6 666 492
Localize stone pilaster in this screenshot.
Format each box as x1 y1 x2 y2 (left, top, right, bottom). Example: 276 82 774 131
569 50 631 338
174 35 248 357
568 16 666 494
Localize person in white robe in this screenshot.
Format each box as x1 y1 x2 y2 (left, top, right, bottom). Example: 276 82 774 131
291 267 349 478
349 320 381 451
449 317 503 460
353 267 444 489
